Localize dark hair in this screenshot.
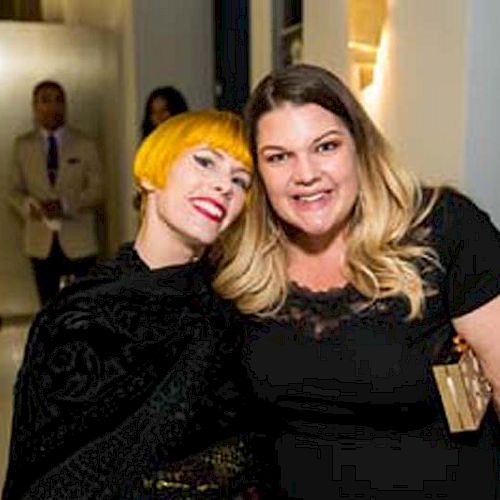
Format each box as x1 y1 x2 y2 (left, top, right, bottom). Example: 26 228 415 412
141 86 189 139
244 64 385 168
32 80 65 101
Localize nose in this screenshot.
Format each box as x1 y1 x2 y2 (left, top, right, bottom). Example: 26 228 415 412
213 171 233 198
292 154 321 186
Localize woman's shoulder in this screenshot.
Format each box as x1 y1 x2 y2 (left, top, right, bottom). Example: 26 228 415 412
420 185 500 271
424 185 496 233
423 185 486 216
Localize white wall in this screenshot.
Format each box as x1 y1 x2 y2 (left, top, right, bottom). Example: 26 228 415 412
133 0 214 115
302 0 349 80
250 0 273 89
129 0 215 240
463 0 500 226
370 0 467 188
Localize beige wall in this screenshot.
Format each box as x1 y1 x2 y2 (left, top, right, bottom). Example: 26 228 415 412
303 0 350 80
249 0 273 89
370 0 467 188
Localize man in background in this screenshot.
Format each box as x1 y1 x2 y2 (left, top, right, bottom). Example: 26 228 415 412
8 80 103 306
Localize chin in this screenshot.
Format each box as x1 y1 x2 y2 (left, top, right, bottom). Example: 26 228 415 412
184 231 219 249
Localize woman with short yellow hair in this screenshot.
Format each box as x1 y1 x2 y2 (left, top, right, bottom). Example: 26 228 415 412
2 110 267 499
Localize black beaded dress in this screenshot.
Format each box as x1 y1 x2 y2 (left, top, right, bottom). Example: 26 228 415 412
2 244 271 499
241 189 500 499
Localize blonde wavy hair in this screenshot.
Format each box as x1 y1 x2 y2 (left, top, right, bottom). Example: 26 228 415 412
134 109 252 190
213 65 441 320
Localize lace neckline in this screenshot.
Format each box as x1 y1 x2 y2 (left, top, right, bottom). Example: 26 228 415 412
276 282 364 340
289 281 353 300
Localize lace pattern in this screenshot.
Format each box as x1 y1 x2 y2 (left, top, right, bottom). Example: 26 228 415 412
275 283 367 339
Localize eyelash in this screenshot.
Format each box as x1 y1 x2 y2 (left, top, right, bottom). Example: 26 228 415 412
232 176 251 191
316 140 340 153
194 154 250 191
264 140 340 163
193 155 214 168
265 152 289 164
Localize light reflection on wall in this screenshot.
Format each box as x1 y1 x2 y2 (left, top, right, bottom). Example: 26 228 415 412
348 0 387 90
360 26 390 123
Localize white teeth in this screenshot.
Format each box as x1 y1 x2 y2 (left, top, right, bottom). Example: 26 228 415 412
296 192 325 202
192 200 224 218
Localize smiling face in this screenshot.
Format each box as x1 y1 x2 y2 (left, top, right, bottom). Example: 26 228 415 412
146 145 251 251
256 102 360 245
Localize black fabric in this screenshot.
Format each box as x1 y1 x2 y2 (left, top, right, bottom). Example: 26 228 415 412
3 244 268 499
31 236 96 305
241 188 500 499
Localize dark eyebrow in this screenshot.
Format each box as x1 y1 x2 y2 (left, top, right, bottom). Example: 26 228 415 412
258 128 346 155
312 129 346 144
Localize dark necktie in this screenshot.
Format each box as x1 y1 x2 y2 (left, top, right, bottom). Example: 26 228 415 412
47 134 58 185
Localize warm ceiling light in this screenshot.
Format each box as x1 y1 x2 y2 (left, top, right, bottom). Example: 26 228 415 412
348 0 387 89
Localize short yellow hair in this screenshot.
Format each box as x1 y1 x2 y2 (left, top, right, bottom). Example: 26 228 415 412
134 109 252 188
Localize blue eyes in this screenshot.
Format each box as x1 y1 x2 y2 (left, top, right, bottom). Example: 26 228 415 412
193 154 250 191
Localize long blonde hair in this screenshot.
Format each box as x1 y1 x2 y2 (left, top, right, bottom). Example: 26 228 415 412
213 65 441 319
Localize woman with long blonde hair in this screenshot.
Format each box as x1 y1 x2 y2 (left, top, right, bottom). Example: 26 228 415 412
215 64 500 499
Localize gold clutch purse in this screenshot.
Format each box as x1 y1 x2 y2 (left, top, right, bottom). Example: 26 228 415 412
432 336 492 433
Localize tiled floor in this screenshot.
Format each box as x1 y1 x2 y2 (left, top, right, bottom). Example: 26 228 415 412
0 317 31 490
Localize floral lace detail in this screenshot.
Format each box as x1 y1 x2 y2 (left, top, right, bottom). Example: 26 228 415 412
275 283 368 340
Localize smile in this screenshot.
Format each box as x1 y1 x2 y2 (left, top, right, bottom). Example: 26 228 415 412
292 190 332 202
190 197 227 223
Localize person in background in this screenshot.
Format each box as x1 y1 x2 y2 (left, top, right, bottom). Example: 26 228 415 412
213 64 500 499
2 110 267 499
140 85 189 139
133 85 189 212
8 80 103 306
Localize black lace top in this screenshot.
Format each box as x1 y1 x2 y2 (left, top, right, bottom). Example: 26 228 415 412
2 244 270 499
242 189 500 499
